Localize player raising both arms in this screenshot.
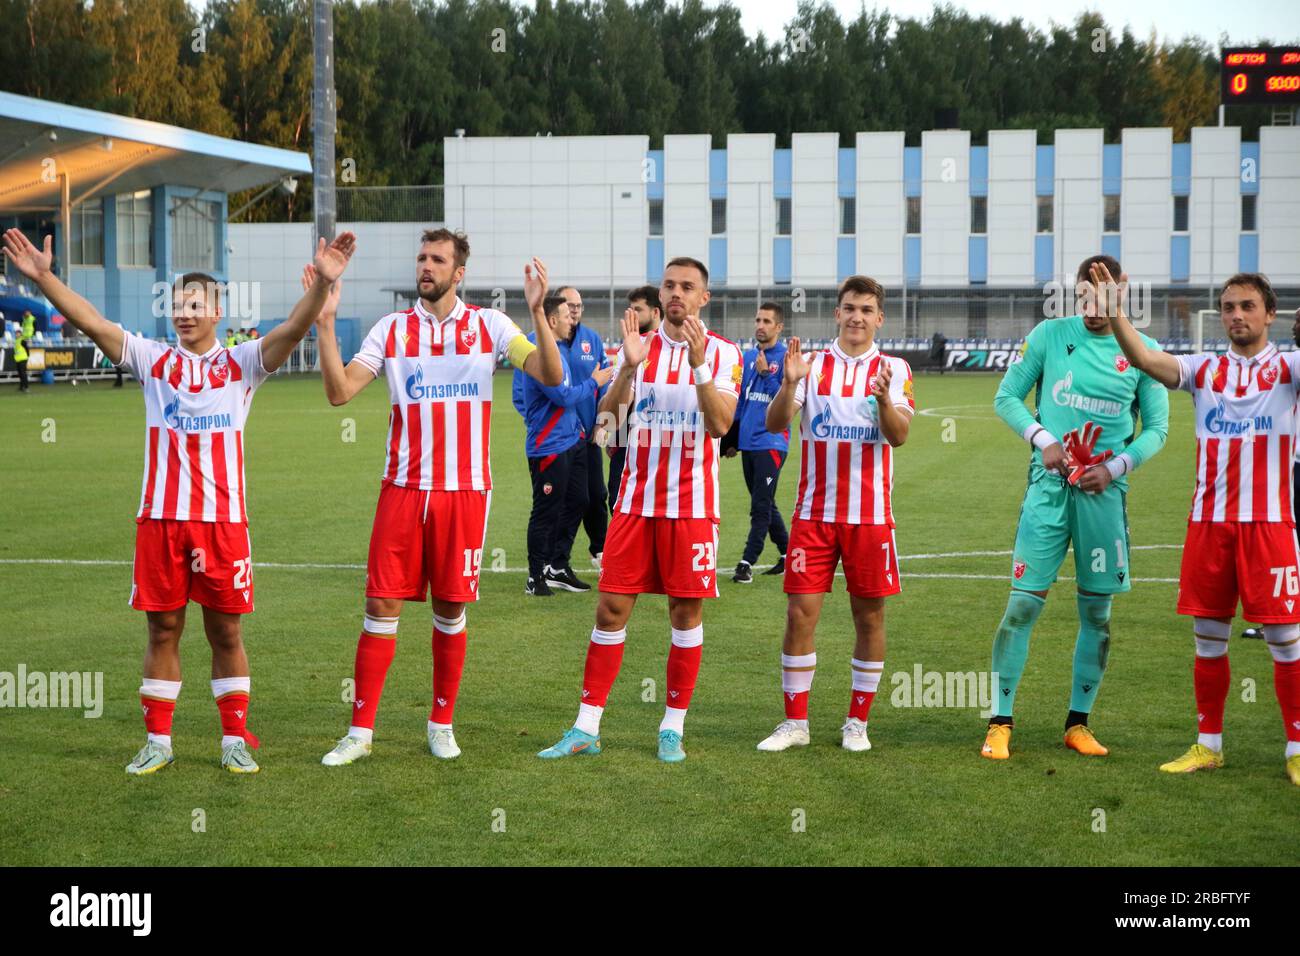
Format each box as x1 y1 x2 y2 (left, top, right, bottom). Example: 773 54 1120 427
1 227 356 775
754 275 915 754
1106 268 1300 786
537 257 742 763
316 229 563 766
980 255 1169 761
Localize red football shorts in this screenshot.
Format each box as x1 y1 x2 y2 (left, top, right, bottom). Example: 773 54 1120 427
130 518 254 614
599 511 719 598
366 481 491 603
784 518 901 598
1177 521 1300 624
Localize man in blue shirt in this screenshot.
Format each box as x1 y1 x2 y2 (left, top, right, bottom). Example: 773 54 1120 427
514 295 614 596
727 302 790 584
550 286 611 572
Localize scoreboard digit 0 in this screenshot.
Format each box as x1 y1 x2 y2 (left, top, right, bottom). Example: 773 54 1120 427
1221 47 1300 105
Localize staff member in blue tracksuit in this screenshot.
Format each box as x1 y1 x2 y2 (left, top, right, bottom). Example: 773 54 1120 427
514 296 614 596
726 302 790 584
551 286 611 571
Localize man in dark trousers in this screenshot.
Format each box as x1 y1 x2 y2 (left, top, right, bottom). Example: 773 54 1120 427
727 302 791 583
604 286 662 518
552 286 611 571
514 295 614 595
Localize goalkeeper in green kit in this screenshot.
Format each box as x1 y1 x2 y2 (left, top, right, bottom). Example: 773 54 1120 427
981 255 1169 761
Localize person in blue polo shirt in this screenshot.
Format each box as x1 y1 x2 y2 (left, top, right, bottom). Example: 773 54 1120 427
727 302 791 584
514 295 614 596
551 286 611 571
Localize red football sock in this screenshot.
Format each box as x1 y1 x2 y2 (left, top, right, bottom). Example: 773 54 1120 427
430 624 467 724
848 688 876 722
784 690 809 720
1194 655 1230 735
216 692 258 749
352 633 397 730
1274 659 1300 743
666 644 703 711
581 632 626 707
141 696 176 737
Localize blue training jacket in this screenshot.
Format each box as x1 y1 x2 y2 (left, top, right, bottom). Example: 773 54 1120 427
564 322 609 434
736 341 790 453
512 335 598 458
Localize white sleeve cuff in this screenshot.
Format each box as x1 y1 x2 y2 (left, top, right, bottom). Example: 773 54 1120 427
1024 426 1058 451
1105 453 1134 479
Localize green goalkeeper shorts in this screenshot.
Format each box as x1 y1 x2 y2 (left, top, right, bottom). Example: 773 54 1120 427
1009 475 1131 594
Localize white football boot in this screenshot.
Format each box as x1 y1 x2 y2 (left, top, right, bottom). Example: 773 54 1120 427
428 724 462 759
321 734 372 766
840 718 872 752
756 719 811 751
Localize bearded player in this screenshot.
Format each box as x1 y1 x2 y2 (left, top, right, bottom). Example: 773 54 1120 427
754 275 915 754
537 257 741 763
2 227 356 775
980 254 1169 761
316 229 563 766
1108 268 1300 786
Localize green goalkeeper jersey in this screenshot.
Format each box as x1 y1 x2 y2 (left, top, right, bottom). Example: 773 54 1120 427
994 314 1169 489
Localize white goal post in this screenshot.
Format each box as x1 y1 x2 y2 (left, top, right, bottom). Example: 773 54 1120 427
1194 310 1219 354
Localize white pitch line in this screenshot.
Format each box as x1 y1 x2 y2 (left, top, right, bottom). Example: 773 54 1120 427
0 544 1186 584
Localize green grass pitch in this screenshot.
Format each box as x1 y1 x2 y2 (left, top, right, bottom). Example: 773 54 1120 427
2 371 1296 866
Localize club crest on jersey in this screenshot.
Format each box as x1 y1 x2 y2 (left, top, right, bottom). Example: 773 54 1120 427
1013 560 1027 580
1259 363 1279 390
209 358 229 385
581 340 592 354
1114 354 1130 373
460 324 477 349
543 482 553 495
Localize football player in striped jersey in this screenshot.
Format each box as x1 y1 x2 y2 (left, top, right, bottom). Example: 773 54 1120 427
755 275 914 754
2 226 356 775
315 229 563 766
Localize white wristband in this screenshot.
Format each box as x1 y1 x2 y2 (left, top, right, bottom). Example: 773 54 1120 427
1105 454 1133 480
692 364 711 386
1026 427 1058 451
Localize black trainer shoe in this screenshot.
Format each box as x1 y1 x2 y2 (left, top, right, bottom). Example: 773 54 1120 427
762 556 786 575
732 562 753 584
544 564 591 592
525 575 554 597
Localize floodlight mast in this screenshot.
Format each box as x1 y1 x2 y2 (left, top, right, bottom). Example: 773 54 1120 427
313 0 337 246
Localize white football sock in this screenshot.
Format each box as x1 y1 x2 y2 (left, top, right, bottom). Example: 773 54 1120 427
575 703 603 736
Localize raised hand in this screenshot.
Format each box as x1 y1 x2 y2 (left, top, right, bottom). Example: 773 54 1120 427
620 307 649 366
314 231 357 284
783 336 812 385
592 364 615 388
523 257 549 312
2 229 53 281
682 314 709 369
1089 261 1129 321
871 360 893 401
301 264 342 326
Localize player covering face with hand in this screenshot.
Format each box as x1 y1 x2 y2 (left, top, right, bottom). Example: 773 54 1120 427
1105 267 1300 786
1 227 357 776
981 254 1169 762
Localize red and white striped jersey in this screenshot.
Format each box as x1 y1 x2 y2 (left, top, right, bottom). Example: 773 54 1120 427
792 341 915 526
116 333 269 523
1175 345 1300 523
611 323 743 521
353 297 526 491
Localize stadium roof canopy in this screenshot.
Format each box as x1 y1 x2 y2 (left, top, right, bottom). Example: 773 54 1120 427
0 91 311 213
